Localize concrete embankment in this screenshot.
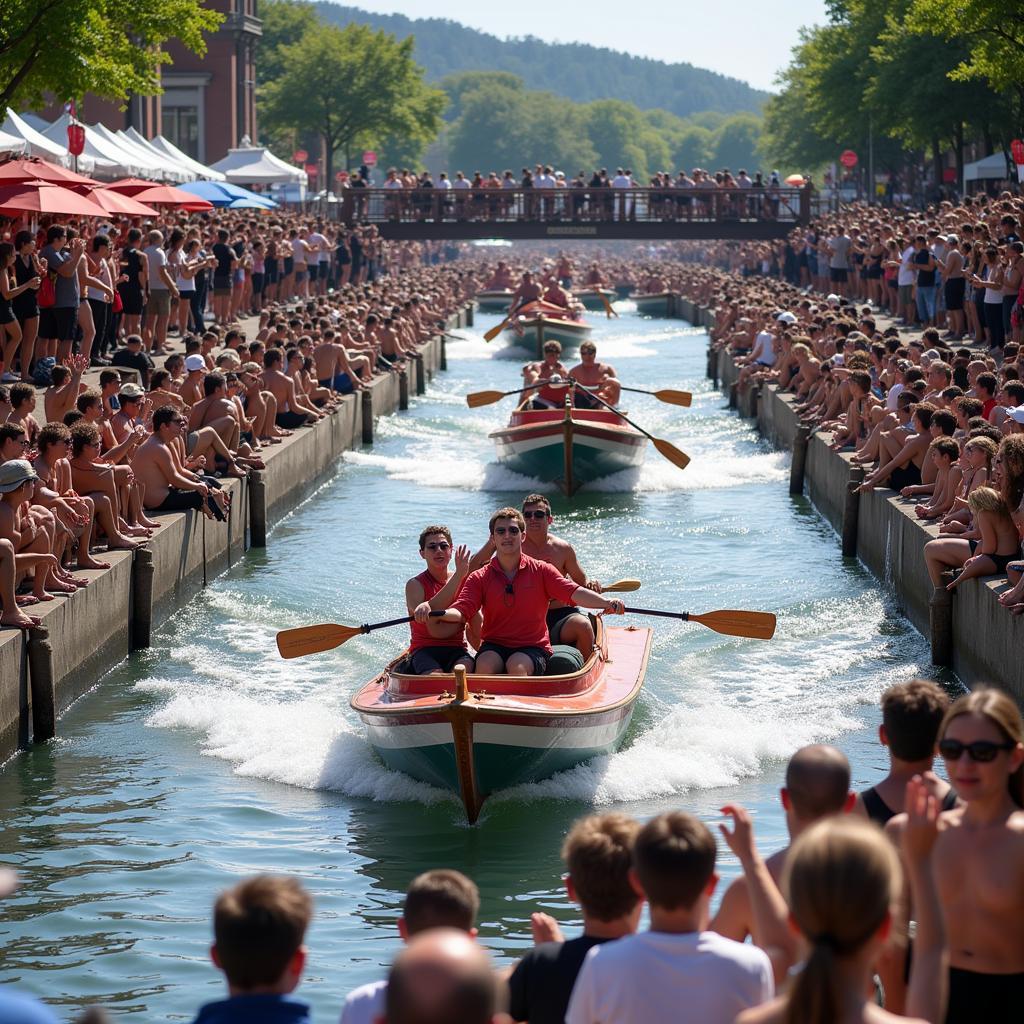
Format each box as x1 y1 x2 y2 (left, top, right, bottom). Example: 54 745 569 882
674 297 1024 700
0 309 467 761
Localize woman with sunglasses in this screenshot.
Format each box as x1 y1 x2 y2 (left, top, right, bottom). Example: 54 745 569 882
910 689 1024 1023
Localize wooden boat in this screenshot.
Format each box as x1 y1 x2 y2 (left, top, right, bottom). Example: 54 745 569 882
613 282 633 300
489 393 647 495
475 289 514 312
351 618 653 822
630 291 676 317
573 287 616 312
504 301 592 357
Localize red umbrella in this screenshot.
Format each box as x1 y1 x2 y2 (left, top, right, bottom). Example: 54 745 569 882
130 184 214 211
0 179 109 217
0 158 95 186
103 177 159 195
73 186 159 217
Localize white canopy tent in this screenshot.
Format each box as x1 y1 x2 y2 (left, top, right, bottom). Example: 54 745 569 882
0 128 27 155
209 141 307 187
963 152 1013 186
38 113 146 179
89 122 179 181
2 109 84 169
144 133 226 182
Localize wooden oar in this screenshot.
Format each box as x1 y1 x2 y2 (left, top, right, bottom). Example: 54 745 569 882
617 385 692 407
598 290 618 319
603 578 641 592
276 612 444 659
466 381 561 408
583 389 690 471
624 606 777 640
483 311 515 343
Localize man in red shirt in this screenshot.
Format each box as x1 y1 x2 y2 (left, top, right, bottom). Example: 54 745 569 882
417 507 623 676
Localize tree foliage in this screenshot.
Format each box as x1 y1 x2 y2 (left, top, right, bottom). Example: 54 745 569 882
261 21 445 182
0 0 222 111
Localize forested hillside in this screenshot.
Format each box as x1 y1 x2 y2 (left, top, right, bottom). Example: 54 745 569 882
314 3 768 119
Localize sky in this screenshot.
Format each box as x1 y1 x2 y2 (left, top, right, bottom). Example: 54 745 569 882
329 0 831 91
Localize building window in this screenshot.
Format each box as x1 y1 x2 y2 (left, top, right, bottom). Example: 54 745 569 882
163 105 200 159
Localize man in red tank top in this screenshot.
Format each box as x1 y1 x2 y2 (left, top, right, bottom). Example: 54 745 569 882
404 525 476 675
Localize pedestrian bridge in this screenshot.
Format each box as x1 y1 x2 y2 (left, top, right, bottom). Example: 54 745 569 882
337 186 811 240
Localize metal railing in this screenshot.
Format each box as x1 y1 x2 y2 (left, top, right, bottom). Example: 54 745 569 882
337 186 810 228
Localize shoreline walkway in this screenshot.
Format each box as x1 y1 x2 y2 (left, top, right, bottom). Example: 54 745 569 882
0 306 470 762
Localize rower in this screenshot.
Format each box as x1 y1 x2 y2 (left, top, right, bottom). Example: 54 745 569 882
523 342 569 409
584 262 605 287
404 525 476 675
641 270 666 293
417 508 623 677
569 342 621 409
482 261 514 291
509 271 542 315
542 278 571 309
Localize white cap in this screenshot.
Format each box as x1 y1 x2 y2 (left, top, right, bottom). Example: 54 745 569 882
1008 405 1024 424
184 354 206 372
775 311 798 324
826 293 841 304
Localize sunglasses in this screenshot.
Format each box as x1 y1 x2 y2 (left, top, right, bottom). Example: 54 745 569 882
493 525 521 536
522 510 549 520
938 738 1015 763
424 542 450 551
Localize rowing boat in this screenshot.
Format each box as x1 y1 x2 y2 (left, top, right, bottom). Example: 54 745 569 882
489 393 647 495
350 618 653 822
573 288 616 312
475 289 514 312
504 301 592 357
631 291 676 317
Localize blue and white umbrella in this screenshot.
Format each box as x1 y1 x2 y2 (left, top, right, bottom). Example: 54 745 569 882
179 179 278 209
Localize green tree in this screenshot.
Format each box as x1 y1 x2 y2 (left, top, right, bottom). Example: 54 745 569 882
0 0 222 110
583 99 658 181
259 0 319 85
262 23 445 183
709 114 762 172
440 71 523 122
672 124 714 172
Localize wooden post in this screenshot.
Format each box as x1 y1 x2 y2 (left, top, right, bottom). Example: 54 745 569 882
929 583 954 666
362 388 374 444
413 353 426 395
249 469 267 548
465 304 474 328
440 335 447 371
27 625 55 743
131 546 155 650
842 466 864 557
399 367 409 410
728 382 738 409
790 425 810 494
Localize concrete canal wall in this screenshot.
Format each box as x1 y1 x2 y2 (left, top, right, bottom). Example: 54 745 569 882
0 311 466 762
675 297 1024 701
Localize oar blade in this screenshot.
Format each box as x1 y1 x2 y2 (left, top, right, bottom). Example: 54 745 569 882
466 390 506 408
275 622 362 659
652 438 691 471
690 610 777 641
654 389 693 407
483 316 509 343
604 579 641 592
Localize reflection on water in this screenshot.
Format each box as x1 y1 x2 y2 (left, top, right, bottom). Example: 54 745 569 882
0 311 951 1018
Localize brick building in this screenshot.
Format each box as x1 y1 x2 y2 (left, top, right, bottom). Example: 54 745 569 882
64 0 260 165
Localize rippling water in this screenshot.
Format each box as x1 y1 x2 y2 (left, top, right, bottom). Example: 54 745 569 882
0 307 951 1019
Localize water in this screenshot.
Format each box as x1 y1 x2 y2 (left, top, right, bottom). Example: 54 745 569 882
0 308 946 1019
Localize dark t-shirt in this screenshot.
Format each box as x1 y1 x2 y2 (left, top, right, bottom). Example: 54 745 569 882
915 248 936 287
212 242 235 283
110 346 155 384
508 935 612 1024
120 247 143 290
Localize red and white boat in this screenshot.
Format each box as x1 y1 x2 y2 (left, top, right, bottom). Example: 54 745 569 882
504 300 592 357
351 619 652 822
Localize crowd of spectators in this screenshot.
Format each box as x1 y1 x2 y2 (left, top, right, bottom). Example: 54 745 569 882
672 191 1024 617
0 205 473 631
7 678 1021 1024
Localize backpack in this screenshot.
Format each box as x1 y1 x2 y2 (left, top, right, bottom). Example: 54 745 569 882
37 272 56 308
32 356 56 387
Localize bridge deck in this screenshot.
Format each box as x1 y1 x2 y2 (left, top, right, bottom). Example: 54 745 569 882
335 186 810 240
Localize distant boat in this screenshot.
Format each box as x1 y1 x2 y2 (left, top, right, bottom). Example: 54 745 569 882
573 287 615 312
351 620 653 823
631 291 675 317
489 394 646 495
475 289 513 312
504 301 592 356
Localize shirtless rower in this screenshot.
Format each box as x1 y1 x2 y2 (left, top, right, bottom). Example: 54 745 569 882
640 269 667 294
404 525 476 675
523 341 570 409
569 342 621 409
419 507 623 677
509 271 543 315
469 494 603 657
888 688 1024 1023
482 261 515 291
542 278 571 310
583 262 605 287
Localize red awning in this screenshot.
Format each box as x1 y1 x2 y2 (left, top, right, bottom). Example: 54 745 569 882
0 179 109 217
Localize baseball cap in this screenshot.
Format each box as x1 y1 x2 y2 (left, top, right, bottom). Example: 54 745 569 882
1008 405 1024 424
119 382 146 400
775 311 798 324
184 355 206 372
0 459 39 494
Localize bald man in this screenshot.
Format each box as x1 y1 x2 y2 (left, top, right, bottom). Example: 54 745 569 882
383 929 506 1024
710 744 853 941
